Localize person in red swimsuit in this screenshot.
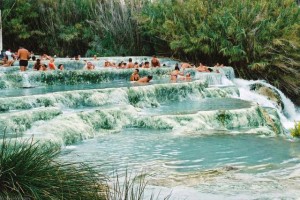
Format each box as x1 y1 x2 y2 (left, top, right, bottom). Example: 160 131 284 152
48 58 57 70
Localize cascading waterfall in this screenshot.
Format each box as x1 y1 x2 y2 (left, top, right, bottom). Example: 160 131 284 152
234 78 299 127
21 72 33 88
194 72 223 85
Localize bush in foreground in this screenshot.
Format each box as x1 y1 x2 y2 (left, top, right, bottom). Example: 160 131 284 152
0 137 106 199
291 121 300 138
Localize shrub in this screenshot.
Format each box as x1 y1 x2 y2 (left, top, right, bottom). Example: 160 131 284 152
291 121 300 137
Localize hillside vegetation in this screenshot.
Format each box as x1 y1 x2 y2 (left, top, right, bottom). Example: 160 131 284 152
2 0 300 103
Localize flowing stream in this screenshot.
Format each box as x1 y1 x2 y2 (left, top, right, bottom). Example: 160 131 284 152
1 57 300 199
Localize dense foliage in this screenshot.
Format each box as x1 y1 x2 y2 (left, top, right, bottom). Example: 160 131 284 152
2 0 98 56
1 0 300 102
138 0 300 101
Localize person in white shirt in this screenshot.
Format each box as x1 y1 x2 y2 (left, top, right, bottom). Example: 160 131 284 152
5 49 12 60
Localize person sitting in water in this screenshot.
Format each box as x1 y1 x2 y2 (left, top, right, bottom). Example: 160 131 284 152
143 61 150 68
170 65 184 81
151 55 160 67
181 62 193 69
48 58 57 70
104 60 113 67
1 55 15 67
84 62 95 70
127 58 134 68
58 64 64 70
33 59 42 70
40 64 48 71
117 62 122 68
138 75 153 83
133 62 139 68
75 55 80 60
197 63 210 72
214 62 220 67
179 73 192 81
130 69 140 81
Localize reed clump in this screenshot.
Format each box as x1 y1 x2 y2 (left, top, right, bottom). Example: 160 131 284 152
0 136 106 199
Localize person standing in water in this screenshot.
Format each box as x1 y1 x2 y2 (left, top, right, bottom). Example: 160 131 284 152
17 47 30 71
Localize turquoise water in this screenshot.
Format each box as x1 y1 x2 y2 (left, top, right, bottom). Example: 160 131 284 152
1 58 300 199
62 128 300 174
142 98 252 115
61 128 300 199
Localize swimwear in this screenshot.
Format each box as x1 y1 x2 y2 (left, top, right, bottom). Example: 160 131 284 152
19 60 28 67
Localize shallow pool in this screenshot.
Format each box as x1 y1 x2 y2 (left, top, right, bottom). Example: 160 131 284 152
61 128 300 199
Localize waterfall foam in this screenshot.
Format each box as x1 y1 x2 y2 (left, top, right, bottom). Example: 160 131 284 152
234 79 297 120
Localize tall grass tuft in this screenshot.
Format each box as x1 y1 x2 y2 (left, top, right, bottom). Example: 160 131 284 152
106 171 171 200
0 136 106 199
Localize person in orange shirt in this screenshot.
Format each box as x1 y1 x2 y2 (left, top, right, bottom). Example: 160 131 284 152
17 47 30 71
48 58 57 70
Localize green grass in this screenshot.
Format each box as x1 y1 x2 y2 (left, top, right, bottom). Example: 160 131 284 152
0 136 106 199
106 171 171 200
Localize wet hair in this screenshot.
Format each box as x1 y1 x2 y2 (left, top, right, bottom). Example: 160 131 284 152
118 63 122 67
58 64 63 69
145 61 150 65
152 55 156 58
123 63 127 66
134 62 138 65
175 66 180 71
36 59 41 63
43 64 47 68
208 68 213 72
135 69 139 72
129 58 132 62
147 75 153 80
3 55 8 60
163 64 166 67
